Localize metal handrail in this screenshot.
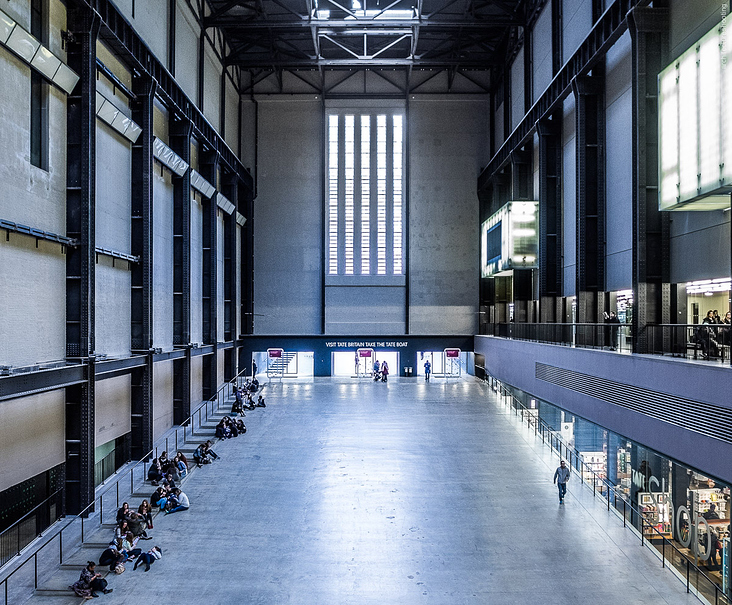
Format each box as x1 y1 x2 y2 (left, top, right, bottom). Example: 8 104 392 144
0 368 248 604
0 488 63 568
484 374 729 604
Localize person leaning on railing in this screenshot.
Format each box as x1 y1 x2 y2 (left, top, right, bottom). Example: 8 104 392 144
697 311 721 359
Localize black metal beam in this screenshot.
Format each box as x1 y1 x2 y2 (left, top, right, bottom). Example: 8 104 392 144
628 6 670 353
210 17 522 29
223 173 238 381
573 72 605 326
478 0 641 192
537 114 562 322
0 365 86 402
200 148 219 400
130 73 156 459
64 5 99 516
171 116 192 423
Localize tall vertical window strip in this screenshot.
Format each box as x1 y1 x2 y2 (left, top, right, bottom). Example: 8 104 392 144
328 115 339 275
344 116 355 274
392 115 403 275
361 116 371 275
376 115 387 275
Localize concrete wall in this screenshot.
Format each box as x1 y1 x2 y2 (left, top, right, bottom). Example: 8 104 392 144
409 97 487 334
510 49 524 131
203 40 221 131
604 31 633 291
254 97 323 334
532 1 553 105
95 374 132 444
0 1 68 369
562 0 592 65
0 390 65 492
153 360 174 441
175 2 199 104
153 167 175 351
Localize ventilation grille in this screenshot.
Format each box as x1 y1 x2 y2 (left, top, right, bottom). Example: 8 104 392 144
535 362 732 445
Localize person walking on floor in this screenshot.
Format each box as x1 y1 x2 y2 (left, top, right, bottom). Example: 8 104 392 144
424 359 431 381
554 460 570 504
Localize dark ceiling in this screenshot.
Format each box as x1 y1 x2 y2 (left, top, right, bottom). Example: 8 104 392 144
205 0 531 86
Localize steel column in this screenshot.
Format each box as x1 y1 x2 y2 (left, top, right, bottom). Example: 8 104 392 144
64 5 99 516
171 114 192 423
130 74 156 458
223 171 238 380
573 72 606 327
628 7 670 354
201 148 219 400
537 115 562 322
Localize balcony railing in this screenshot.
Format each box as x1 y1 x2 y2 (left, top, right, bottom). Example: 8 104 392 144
480 322 632 352
480 322 732 364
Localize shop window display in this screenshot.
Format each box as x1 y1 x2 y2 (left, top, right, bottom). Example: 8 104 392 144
502 384 732 598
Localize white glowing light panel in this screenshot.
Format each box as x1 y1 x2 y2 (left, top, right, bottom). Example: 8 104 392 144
658 21 732 211
480 201 538 278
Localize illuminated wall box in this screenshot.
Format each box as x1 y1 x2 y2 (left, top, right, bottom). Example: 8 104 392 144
480 201 538 278
658 21 732 210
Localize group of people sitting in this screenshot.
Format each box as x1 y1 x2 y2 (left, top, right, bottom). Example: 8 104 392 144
146 450 188 486
72 379 258 598
695 310 732 358
231 384 266 415
215 415 247 439
193 439 221 466
372 360 390 382
70 499 165 598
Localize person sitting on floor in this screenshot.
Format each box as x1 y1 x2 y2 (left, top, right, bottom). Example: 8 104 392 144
162 473 177 490
165 488 190 514
70 561 113 599
193 443 210 466
120 531 142 561
235 418 247 434
147 458 163 485
127 512 152 540
228 417 239 438
114 520 130 543
99 543 124 572
115 502 131 524
215 418 231 439
257 395 266 408
138 500 154 530
151 486 169 510
133 546 162 572
176 450 189 472
204 440 221 460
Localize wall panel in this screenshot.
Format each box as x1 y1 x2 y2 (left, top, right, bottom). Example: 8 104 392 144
153 360 174 441
605 31 633 291
0 390 65 492
254 98 323 334
409 97 487 334
95 374 131 444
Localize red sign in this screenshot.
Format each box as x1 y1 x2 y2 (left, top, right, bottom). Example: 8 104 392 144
445 349 460 358
359 350 372 357
268 349 282 358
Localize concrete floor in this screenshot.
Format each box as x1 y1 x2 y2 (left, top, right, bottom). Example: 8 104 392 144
33 376 700 605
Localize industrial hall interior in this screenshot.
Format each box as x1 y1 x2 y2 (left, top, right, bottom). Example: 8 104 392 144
1 0 732 602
